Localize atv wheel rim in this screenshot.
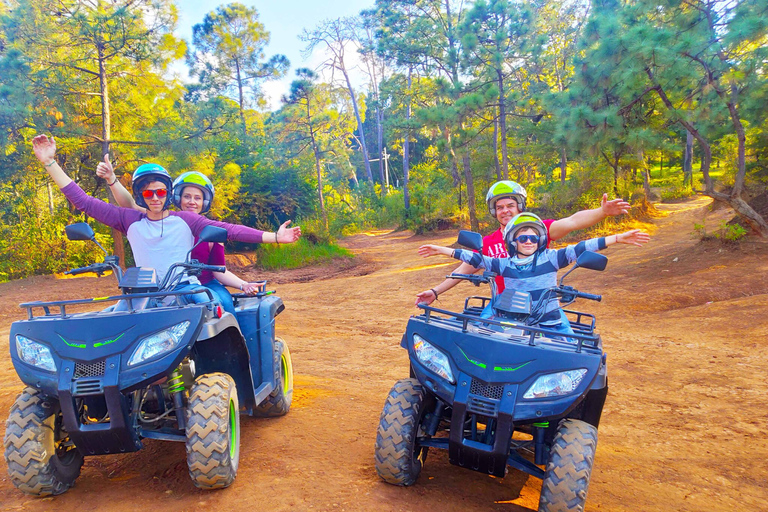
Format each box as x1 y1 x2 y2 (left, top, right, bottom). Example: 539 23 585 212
229 399 236 459
281 353 289 394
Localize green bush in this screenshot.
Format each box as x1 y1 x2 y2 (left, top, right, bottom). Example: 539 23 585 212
253 238 353 270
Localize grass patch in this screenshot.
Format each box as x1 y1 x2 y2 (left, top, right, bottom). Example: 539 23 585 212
254 239 354 270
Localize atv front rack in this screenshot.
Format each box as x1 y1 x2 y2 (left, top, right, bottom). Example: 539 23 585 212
19 288 216 320
418 303 600 353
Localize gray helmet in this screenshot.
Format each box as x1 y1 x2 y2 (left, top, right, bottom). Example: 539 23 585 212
486 180 527 216
502 213 547 256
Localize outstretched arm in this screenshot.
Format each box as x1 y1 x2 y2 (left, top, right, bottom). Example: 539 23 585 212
32 135 72 189
604 229 650 247
415 260 480 305
554 229 650 269
548 193 630 241
96 154 143 212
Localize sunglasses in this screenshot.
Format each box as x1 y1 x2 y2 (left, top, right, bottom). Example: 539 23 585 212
141 188 168 199
515 234 540 244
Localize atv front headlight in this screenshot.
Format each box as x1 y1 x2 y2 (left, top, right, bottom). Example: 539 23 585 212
127 321 191 367
523 369 588 399
15 335 56 372
413 334 455 383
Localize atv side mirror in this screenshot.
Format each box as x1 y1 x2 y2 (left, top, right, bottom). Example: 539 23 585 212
457 230 483 251
198 225 228 244
65 222 95 241
576 251 608 271
187 226 228 262
65 222 108 255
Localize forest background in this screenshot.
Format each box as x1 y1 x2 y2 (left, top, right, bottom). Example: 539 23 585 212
0 0 766 280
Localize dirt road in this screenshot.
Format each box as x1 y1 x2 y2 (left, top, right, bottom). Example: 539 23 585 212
0 196 766 511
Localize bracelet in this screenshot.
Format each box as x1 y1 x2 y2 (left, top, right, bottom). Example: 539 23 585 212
240 283 245 291
45 160 56 167
430 288 439 300
275 234 280 245
108 177 119 186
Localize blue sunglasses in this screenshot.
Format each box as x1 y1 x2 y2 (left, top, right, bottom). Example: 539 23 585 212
515 234 540 244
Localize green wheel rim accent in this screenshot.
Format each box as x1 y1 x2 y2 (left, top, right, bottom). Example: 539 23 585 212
229 399 236 459
280 353 289 394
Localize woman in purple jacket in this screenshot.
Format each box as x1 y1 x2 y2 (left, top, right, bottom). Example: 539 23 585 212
32 135 300 302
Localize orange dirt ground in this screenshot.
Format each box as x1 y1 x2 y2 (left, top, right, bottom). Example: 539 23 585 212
0 196 766 511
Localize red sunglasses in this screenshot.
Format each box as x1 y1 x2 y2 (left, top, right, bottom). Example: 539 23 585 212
141 188 168 199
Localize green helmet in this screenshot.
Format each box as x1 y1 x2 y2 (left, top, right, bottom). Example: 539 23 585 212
172 171 215 214
485 181 527 216
132 163 173 209
502 212 547 256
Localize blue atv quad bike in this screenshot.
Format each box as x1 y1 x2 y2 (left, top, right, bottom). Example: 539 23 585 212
375 231 609 512
3 223 293 496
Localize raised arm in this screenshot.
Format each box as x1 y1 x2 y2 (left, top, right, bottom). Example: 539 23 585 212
32 135 72 189
548 193 630 241
96 154 143 212
32 135 136 232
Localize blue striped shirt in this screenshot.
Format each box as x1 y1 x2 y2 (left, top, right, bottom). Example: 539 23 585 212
453 237 607 319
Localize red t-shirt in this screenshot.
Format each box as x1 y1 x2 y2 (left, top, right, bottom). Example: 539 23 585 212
481 219 554 292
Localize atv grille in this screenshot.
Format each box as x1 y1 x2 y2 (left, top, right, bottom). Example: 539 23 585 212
470 379 504 400
467 396 499 417
74 361 105 379
73 378 103 396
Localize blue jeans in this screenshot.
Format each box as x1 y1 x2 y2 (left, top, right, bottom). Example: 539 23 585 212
203 279 236 317
173 283 213 305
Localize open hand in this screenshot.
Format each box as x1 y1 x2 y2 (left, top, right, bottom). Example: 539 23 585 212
96 154 116 183
617 229 650 246
32 135 56 164
415 289 437 306
601 193 630 217
241 281 266 295
418 244 444 258
276 220 301 244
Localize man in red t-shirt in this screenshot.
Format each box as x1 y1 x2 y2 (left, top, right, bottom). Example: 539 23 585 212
415 181 630 303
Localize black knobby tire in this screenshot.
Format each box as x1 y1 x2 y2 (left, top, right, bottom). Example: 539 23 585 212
538 418 599 512
185 373 240 489
253 338 293 417
374 378 430 486
3 387 84 496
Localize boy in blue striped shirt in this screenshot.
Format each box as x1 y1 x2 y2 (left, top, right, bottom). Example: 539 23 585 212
418 213 650 335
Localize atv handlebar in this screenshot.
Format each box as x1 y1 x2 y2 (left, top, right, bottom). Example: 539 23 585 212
65 263 112 276
556 286 602 302
447 273 492 287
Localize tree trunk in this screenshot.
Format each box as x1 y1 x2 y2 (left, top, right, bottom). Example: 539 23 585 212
341 65 374 184
98 48 125 268
463 153 478 232
376 104 386 195
311 140 328 231
492 107 501 181
497 69 508 179
560 147 567 184
441 125 461 186
235 58 247 138
639 150 651 199
683 130 693 187
47 181 54 215
403 68 412 217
